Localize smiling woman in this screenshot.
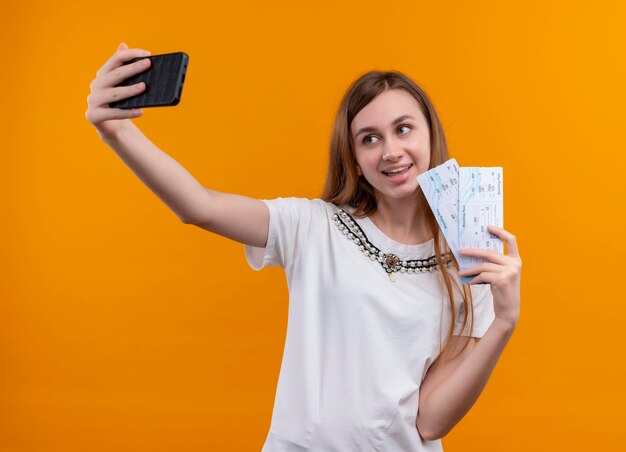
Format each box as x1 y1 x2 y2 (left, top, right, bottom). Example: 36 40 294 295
351 90 431 205
322 68 481 330
86 51 520 451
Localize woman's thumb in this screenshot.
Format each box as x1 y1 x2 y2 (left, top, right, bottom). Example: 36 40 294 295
118 42 128 50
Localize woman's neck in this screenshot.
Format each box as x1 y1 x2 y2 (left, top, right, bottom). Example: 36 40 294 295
370 196 432 245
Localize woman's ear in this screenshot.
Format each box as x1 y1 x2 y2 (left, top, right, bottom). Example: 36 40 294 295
356 166 362 176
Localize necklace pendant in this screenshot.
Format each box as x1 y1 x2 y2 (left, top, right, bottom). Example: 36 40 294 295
384 253 401 269
389 272 397 282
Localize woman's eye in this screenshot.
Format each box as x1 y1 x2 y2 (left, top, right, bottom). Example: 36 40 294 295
363 135 379 145
362 125 412 145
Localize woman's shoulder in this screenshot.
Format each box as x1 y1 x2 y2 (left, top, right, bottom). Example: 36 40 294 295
265 196 341 217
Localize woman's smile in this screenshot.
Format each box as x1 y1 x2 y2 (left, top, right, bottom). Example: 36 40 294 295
381 163 413 176
381 163 414 184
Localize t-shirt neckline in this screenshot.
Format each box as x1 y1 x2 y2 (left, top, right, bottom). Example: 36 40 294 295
339 204 435 258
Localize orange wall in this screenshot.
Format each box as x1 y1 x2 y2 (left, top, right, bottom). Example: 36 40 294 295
2 0 625 450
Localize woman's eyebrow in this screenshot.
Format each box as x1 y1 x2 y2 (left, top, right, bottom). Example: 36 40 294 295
354 115 416 138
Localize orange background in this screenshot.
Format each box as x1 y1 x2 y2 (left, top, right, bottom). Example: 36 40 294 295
2 0 625 450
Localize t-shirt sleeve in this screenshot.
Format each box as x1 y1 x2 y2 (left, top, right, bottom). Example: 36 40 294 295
244 197 316 271
453 284 496 338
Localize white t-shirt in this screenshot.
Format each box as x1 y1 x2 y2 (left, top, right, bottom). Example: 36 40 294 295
245 197 495 452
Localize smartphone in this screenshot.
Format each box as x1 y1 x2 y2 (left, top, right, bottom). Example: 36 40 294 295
109 51 189 109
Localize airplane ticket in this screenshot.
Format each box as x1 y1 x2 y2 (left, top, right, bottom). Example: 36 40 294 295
417 159 503 284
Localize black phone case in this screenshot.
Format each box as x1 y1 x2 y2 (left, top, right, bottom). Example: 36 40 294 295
109 52 189 109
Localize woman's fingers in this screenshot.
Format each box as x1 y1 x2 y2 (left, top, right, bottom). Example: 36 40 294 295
487 225 521 259
458 262 502 276
466 272 499 285
95 46 151 84
85 105 144 124
104 56 151 89
95 55 151 90
459 225 523 288
459 246 509 265
85 42 151 135
88 79 146 105
88 43 151 111
459 225 521 263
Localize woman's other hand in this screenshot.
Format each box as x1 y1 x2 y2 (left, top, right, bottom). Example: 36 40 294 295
458 226 522 328
85 42 152 141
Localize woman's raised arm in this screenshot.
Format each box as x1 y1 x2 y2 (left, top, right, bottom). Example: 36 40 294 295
85 43 269 248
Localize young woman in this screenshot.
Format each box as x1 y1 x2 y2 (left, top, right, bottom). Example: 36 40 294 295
86 42 522 451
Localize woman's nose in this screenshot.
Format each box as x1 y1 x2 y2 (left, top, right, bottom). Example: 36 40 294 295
382 142 403 161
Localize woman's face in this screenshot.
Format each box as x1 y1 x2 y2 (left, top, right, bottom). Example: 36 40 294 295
350 89 431 203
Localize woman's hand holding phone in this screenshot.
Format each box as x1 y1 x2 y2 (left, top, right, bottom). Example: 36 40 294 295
85 42 152 141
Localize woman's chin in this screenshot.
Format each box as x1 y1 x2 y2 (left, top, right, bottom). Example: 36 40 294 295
374 185 420 202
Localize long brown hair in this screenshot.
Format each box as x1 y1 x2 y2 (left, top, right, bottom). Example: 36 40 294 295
321 70 476 360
